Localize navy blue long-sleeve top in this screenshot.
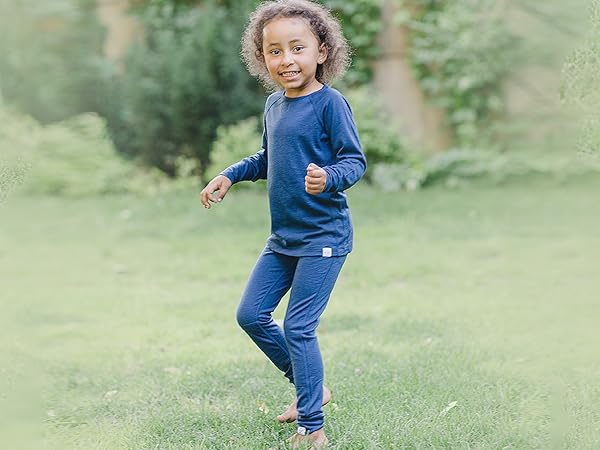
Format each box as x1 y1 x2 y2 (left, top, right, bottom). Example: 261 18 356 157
221 85 367 257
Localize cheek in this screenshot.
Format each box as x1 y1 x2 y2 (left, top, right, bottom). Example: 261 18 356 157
264 58 278 74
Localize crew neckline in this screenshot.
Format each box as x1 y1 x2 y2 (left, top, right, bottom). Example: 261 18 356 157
282 84 328 101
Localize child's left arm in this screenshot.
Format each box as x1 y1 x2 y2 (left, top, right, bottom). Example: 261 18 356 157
320 95 367 193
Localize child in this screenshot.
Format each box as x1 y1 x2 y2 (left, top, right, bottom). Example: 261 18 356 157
200 1 366 447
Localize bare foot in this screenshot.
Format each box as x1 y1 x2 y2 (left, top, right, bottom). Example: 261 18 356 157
287 428 328 449
277 386 331 423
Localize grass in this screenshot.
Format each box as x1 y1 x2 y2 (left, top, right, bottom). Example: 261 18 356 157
1 175 599 449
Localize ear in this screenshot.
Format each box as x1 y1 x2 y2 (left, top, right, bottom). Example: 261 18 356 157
317 43 328 65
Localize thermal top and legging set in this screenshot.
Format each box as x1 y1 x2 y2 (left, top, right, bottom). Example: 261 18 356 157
221 84 366 434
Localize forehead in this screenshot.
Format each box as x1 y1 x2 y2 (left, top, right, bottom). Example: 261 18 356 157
262 17 318 46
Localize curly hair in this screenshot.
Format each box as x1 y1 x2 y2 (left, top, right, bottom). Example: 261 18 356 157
241 0 351 91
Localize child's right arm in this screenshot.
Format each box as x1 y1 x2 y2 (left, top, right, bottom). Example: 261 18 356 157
200 111 269 209
199 147 268 209
220 148 268 184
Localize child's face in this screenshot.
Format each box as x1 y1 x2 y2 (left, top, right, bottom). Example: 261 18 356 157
262 17 328 98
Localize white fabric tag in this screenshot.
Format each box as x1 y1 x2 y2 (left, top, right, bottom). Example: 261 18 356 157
322 247 332 257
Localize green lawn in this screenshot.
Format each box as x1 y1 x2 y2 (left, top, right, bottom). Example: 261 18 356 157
1 176 599 449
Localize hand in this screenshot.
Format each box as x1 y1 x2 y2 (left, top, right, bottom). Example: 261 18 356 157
305 163 327 195
200 175 232 209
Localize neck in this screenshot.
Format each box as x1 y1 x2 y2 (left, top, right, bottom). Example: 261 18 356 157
284 79 324 98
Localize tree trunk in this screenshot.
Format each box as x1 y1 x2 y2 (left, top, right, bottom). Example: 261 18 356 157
372 0 452 152
96 0 142 72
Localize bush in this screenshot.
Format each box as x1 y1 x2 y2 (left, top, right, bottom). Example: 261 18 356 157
0 109 36 203
562 0 600 157
370 163 427 192
103 0 264 178
345 86 411 171
371 147 600 192
0 0 109 123
322 0 383 86
371 150 511 191
0 108 192 197
206 116 265 189
400 0 517 148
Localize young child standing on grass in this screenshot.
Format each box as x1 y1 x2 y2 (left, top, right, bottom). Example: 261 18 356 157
200 1 366 447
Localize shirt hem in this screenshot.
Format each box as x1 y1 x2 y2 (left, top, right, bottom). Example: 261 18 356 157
265 241 352 257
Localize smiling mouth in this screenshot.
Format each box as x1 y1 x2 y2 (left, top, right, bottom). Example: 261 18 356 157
280 71 300 78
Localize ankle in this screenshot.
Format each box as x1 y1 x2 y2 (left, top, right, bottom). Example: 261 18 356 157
298 426 326 439
311 428 326 438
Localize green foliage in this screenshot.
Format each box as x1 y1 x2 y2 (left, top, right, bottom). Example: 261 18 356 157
322 0 383 86
0 109 35 203
371 150 497 192
398 0 517 147
562 0 600 156
0 0 109 123
0 107 191 197
344 86 408 169
207 116 265 189
372 146 600 192
370 163 426 191
104 0 264 177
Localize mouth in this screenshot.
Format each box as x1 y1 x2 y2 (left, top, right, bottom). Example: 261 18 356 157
280 71 300 79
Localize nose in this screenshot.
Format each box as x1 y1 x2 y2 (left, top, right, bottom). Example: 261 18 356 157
281 50 294 66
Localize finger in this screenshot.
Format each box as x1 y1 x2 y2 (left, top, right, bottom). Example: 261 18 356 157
306 163 320 171
201 182 219 208
210 191 226 204
305 175 324 184
305 181 322 190
305 174 323 182
200 189 210 208
305 181 323 191
205 194 216 208
215 185 229 202
201 193 211 209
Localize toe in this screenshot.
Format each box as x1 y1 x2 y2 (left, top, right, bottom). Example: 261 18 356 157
276 411 296 423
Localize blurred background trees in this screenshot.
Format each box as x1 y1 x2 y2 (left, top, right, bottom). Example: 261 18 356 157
102 0 265 176
562 0 600 157
1 0 596 195
0 0 108 122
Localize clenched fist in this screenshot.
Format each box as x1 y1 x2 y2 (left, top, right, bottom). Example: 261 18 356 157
305 163 327 195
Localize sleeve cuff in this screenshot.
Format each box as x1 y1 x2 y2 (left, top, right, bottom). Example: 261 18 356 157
322 167 334 193
219 171 236 185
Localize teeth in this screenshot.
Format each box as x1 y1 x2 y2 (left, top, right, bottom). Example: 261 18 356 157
282 71 299 76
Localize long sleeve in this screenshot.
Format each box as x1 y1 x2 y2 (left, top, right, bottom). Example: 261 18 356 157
321 95 367 193
220 126 268 184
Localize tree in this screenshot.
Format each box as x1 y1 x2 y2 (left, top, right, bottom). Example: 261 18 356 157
562 0 600 156
103 0 264 177
0 0 108 123
373 0 516 152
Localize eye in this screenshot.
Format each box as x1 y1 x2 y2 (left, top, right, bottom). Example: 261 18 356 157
269 49 281 56
293 46 304 52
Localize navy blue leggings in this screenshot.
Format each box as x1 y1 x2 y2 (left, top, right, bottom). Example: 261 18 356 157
236 247 346 433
